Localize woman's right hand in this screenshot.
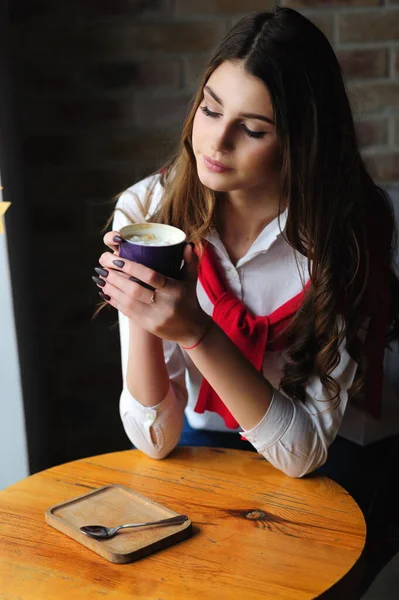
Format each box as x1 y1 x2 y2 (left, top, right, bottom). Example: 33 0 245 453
98 229 141 294
95 230 161 316
96 231 157 339
94 229 208 346
103 230 124 256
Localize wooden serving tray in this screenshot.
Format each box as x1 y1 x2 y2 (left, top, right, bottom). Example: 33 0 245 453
45 484 192 564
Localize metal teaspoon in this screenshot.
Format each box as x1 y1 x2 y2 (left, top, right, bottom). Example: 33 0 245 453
79 514 189 539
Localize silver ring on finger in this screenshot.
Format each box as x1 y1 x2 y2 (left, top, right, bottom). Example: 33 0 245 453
149 290 156 305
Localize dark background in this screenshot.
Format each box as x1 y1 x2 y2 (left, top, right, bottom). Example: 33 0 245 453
1 0 398 474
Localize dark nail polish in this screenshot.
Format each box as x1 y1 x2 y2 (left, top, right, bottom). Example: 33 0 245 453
94 267 108 278
92 275 106 287
98 291 111 301
113 235 124 243
112 259 125 268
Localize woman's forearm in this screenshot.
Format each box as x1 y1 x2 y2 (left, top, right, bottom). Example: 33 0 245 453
126 320 170 407
185 322 274 430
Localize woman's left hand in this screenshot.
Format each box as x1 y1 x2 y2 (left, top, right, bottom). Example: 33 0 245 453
96 243 210 347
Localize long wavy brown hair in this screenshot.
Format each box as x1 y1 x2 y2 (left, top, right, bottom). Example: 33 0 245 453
94 7 399 413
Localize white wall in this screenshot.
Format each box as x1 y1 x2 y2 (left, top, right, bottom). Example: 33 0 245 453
0 184 28 489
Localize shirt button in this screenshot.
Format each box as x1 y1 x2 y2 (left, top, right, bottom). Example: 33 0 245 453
145 413 156 425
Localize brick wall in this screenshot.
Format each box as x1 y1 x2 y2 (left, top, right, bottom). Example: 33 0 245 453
282 0 399 182
6 0 399 469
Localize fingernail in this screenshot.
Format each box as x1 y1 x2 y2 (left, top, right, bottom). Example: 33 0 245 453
113 235 124 243
92 275 106 287
94 267 108 278
112 259 125 268
98 291 111 301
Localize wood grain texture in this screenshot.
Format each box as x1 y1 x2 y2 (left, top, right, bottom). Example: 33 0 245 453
0 447 366 600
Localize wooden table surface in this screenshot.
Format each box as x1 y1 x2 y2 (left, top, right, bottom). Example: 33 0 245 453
0 447 366 600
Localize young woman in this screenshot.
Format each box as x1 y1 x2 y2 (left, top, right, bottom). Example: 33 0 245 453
93 7 399 588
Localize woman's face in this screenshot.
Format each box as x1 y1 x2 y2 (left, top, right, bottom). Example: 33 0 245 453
192 60 281 195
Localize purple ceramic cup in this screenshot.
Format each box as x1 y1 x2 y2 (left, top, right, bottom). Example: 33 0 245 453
118 223 187 279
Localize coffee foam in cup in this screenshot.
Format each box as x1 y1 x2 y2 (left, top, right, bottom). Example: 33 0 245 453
126 233 173 246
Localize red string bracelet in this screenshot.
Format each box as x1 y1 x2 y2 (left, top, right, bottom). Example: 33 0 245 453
180 318 213 351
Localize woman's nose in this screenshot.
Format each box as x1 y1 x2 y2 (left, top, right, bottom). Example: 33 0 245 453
211 122 234 152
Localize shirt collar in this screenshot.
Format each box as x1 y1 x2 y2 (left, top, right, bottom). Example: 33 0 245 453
203 207 288 267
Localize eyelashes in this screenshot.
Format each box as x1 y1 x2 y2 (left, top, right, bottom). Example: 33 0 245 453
199 105 266 139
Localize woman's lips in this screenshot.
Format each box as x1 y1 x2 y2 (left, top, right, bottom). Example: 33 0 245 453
203 155 233 173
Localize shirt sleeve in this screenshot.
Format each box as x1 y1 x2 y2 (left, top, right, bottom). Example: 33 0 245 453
241 317 364 478
112 176 188 459
112 172 162 227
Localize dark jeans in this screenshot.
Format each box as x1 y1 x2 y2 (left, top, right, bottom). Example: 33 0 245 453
179 416 399 597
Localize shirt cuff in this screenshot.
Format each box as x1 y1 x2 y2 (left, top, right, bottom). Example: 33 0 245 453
240 388 295 452
120 381 178 429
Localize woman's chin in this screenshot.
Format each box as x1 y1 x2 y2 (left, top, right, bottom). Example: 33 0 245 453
196 166 233 192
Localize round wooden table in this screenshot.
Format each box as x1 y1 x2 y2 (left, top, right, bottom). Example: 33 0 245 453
0 447 366 599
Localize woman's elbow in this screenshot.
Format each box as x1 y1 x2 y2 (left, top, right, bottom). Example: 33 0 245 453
142 443 177 461
124 425 181 461
263 441 328 478
284 450 328 478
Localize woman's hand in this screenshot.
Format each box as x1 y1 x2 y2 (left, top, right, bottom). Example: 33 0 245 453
94 230 210 347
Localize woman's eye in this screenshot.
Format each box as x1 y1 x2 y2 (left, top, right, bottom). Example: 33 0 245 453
199 105 266 139
200 105 218 118
242 126 266 139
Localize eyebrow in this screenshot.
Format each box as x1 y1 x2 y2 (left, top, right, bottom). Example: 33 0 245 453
204 85 275 126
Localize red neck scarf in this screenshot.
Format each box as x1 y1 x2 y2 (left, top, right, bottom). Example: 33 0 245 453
195 235 390 428
195 243 311 428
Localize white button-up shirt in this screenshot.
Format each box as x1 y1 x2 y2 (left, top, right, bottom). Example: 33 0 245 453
113 173 399 477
